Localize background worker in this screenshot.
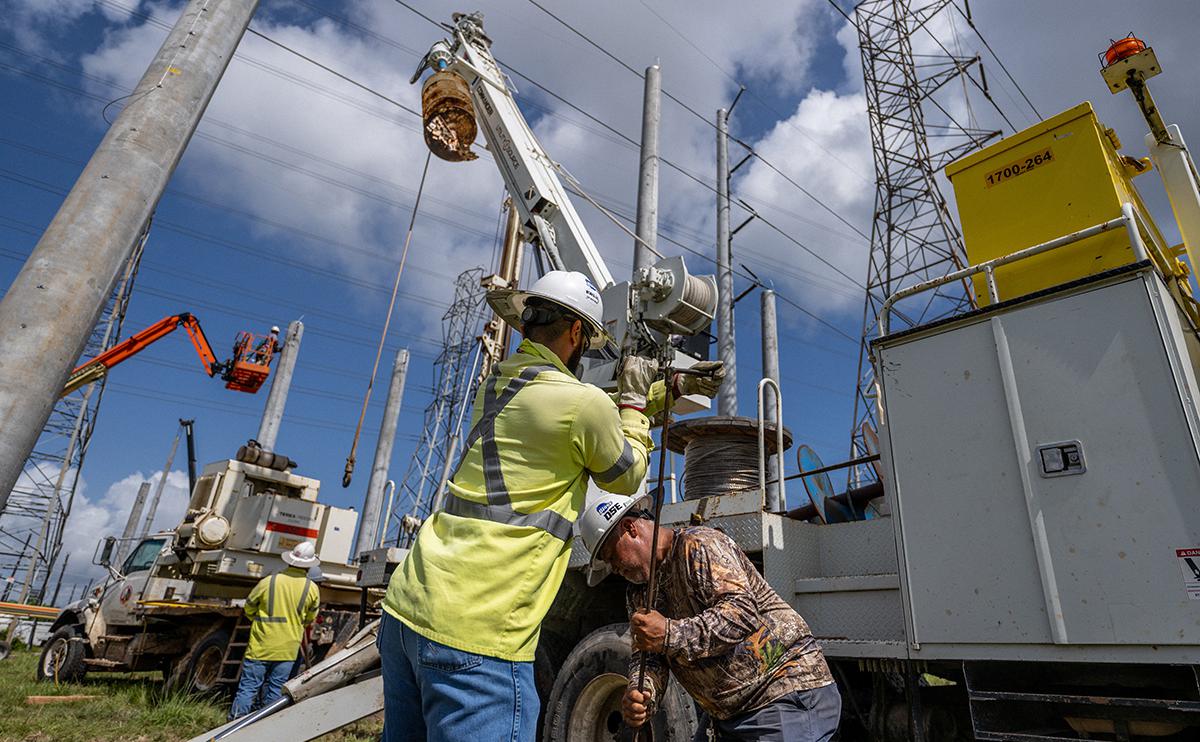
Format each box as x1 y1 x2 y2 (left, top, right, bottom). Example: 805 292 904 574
229 541 321 720
582 494 841 742
254 325 282 365
379 270 723 741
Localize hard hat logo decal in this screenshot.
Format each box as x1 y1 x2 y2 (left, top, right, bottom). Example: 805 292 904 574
596 501 622 521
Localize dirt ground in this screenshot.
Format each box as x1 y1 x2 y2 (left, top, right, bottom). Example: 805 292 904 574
0 648 382 742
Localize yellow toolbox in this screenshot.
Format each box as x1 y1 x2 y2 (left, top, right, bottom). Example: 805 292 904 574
945 102 1165 304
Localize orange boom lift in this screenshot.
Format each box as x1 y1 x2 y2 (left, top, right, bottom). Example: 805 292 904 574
61 313 275 396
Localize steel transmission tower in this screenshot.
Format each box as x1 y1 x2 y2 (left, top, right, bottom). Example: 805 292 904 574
849 0 1000 473
0 224 148 603
385 267 490 546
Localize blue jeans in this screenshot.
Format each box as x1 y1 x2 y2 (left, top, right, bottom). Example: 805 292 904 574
378 612 538 742
229 658 295 720
695 683 842 742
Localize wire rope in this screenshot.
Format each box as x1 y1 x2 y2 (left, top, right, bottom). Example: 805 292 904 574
342 151 432 488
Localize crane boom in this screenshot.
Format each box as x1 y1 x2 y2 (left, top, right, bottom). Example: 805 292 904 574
415 13 614 289
61 313 256 397
413 12 716 371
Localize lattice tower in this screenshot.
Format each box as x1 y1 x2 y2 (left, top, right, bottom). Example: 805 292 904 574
849 0 1001 481
385 267 490 546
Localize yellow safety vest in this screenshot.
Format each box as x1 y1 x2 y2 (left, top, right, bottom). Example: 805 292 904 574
244 566 319 661
384 340 663 662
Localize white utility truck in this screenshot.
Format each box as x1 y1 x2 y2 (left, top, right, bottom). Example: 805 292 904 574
37 442 364 693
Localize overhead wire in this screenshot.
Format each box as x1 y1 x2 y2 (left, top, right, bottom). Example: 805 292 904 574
953 2 1043 121
385 0 870 246
0 163 455 319
1 52 860 344
1 11 862 357
639 0 872 186
520 0 872 235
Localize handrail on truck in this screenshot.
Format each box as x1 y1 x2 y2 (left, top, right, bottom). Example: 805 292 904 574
756 377 786 511
879 202 1167 336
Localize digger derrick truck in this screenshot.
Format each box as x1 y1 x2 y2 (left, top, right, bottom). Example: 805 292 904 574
192 22 1200 742
37 442 363 693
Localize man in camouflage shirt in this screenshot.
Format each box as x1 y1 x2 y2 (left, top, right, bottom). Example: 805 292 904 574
592 507 840 741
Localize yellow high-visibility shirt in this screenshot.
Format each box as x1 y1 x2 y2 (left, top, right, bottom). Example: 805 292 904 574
384 340 664 662
244 566 319 661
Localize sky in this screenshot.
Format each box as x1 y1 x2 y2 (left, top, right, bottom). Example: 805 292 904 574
2 0 1198 596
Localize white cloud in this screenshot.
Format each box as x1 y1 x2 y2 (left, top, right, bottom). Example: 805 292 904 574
25 466 191 594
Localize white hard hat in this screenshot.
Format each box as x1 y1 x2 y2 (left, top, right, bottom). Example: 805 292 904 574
270 325 281 334
282 540 319 569
487 271 612 350
579 493 650 586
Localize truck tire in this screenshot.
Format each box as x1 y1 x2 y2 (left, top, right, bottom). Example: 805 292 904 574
542 623 696 742
168 629 229 695
37 626 87 683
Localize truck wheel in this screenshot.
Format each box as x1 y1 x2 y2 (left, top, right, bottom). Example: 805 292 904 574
542 623 696 742
37 627 87 683
168 629 229 695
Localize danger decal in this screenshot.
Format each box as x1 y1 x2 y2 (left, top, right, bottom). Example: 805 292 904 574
1176 547 1200 601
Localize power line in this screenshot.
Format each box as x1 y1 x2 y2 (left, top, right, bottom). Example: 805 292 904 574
3 54 864 332
523 0 877 212
954 3 1042 121
0 165 456 314
824 0 856 25
0 17 861 350
244 28 422 118
384 0 869 246
639 0 872 186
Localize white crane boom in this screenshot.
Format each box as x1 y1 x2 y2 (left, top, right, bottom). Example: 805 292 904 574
417 12 614 289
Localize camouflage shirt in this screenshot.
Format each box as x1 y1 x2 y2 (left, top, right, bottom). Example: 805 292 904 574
627 526 833 720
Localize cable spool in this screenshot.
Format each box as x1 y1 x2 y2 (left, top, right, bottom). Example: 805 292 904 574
668 273 718 333
668 417 792 501
637 256 718 336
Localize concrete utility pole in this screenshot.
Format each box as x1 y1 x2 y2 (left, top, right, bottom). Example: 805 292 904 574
761 290 782 511
141 430 181 538
0 0 260 513
257 320 304 451
356 349 409 557
117 481 151 564
716 108 738 416
633 64 661 274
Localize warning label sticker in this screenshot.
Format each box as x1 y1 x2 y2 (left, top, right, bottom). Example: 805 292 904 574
1177 548 1200 600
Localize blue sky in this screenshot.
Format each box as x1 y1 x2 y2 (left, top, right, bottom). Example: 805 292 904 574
3 0 1197 593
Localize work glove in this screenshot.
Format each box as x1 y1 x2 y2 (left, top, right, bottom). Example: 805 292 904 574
674 360 725 398
617 355 660 411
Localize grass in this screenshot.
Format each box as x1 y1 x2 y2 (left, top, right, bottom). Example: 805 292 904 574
0 649 383 742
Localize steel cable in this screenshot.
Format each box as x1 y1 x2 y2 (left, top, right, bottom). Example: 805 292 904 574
680 436 762 500
342 151 432 488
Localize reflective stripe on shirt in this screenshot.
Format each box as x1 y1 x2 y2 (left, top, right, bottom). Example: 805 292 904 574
447 364 574 539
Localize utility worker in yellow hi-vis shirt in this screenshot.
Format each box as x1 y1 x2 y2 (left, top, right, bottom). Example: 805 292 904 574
229 541 321 720
379 271 724 742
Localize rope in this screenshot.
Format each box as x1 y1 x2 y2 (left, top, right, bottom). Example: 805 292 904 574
342 151 432 487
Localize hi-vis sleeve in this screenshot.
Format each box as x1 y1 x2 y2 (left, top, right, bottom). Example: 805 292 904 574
574 385 653 495
243 578 266 620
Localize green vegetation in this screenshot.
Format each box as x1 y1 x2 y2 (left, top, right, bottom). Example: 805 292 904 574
0 650 382 742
